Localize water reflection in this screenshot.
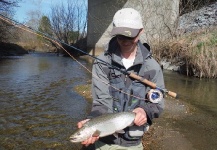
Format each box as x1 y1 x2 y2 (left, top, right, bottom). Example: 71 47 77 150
0 53 91 149
164 70 217 149
164 70 217 114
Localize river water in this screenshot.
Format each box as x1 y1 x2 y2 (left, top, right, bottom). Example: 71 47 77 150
0 53 217 149
163 70 217 150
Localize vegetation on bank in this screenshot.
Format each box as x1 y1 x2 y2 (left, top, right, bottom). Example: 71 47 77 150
73 84 92 102
153 27 217 78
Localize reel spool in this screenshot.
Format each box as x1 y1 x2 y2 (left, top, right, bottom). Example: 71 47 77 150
148 89 163 103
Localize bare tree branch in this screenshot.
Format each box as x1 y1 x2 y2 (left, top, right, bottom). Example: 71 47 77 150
50 0 87 45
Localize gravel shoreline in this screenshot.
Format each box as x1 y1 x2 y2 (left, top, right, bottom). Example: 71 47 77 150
142 97 196 150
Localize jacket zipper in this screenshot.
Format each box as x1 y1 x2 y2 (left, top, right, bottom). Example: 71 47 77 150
123 73 128 111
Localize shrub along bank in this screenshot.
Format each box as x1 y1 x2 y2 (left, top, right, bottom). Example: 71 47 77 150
151 2 217 78
153 27 217 79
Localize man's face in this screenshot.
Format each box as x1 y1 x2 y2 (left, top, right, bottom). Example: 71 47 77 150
116 35 140 53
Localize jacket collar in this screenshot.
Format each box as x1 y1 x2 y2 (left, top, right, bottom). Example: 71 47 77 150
105 37 152 67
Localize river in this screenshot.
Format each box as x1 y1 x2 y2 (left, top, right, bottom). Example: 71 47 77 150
0 53 216 149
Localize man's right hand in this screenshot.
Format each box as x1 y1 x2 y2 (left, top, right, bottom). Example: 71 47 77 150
77 119 99 146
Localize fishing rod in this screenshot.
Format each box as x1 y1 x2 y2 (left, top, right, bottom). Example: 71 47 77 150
0 13 178 98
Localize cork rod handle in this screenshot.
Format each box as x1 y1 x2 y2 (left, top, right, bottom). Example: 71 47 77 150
129 72 177 98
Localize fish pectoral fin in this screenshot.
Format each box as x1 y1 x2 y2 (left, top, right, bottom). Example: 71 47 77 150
113 133 118 138
92 130 101 137
113 130 125 138
116 130 125 134
129 122 134 126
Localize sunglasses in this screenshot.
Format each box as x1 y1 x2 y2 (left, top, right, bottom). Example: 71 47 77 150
116 35 136 41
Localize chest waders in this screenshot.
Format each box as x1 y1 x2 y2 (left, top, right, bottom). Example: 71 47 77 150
105 55 151 140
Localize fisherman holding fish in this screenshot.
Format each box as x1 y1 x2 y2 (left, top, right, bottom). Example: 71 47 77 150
72 8 165 150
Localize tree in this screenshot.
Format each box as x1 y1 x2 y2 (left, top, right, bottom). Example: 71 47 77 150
68 30 79 43
38 16 52 42
38 16 52 35
49 0 87 56
50 0 87 45
0 0 18 12
36 15 59 51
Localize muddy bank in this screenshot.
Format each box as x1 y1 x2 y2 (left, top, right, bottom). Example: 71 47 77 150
142 97 196 150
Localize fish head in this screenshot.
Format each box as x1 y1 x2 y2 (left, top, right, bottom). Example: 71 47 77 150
69 127 94 143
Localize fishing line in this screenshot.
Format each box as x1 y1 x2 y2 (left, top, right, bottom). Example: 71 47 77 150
0 14 149 101
0 14 178 101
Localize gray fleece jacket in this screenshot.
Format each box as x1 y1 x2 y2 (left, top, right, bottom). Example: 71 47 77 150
88 37 165 146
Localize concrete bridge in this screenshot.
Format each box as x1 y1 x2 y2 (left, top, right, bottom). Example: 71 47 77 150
87 0 180 55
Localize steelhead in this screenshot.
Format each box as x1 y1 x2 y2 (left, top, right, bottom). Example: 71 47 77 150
70 111 135 143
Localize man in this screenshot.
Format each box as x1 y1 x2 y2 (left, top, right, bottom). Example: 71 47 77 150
78 8 165 150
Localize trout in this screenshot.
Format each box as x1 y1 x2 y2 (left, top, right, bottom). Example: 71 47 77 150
70 111 135 143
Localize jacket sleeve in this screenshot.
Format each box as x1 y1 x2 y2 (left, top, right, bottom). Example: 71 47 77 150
139 58 165 125
87 54 113 119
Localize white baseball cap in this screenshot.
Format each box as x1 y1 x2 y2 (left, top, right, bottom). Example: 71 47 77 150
111 8 144 38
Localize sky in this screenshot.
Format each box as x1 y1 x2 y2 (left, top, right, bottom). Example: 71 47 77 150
14 0 69 23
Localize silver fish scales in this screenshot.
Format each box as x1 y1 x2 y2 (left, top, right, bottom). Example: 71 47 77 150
70 112 135 143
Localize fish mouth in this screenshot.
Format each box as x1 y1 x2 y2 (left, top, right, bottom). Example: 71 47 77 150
69 137 77 142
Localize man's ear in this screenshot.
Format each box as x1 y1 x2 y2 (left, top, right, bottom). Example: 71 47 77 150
139 28 144 35
134 29 144 42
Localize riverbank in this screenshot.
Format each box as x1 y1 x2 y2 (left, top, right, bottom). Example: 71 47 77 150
74 84 196 150
142 97 195 150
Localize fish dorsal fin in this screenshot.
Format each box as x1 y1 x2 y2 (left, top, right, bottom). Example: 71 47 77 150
92 130 101 137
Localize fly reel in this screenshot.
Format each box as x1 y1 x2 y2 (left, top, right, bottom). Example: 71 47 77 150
147 89 163 103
